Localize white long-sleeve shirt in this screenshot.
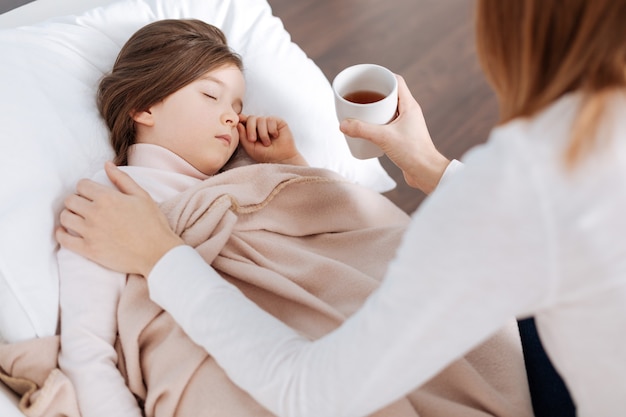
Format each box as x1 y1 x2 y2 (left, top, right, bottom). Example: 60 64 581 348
58 144 208 417
146 91 626 417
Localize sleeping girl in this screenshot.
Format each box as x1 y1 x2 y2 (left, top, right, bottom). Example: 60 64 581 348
57 18 533 417
57 18 307 417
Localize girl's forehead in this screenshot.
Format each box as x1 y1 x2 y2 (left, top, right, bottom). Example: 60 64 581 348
200 64 244 80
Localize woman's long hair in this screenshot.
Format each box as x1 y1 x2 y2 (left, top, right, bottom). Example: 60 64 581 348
474 0 626 166
97 19 243 166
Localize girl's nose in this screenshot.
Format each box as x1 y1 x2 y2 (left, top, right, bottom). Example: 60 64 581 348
222 109 239 126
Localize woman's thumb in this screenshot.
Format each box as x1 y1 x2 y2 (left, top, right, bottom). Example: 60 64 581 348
339 119 383 145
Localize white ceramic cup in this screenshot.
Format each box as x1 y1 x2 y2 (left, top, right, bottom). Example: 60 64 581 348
332 64 398 159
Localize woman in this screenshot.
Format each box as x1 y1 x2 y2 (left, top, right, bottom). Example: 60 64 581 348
57 1 626 416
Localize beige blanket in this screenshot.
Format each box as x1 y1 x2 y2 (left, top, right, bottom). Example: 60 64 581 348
0 164 532 417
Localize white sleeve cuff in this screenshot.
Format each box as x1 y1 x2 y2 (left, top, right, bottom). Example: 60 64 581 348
439 159 464 186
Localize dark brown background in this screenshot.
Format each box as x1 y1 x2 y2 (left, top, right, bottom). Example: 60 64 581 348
3 0 499 214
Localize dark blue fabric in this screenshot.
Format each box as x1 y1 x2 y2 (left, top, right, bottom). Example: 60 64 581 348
517 317 576 417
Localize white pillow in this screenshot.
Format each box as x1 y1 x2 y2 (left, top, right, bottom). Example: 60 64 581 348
0 0 396 343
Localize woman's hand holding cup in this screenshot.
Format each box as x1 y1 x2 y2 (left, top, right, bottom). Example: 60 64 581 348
339 73 450 195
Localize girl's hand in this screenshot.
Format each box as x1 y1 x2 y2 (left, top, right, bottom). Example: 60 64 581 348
237 115 307 166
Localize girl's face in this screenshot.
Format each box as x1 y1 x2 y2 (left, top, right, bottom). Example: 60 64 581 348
133 64 245 175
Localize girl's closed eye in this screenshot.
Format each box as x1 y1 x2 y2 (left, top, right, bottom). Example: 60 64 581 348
203 92 217 100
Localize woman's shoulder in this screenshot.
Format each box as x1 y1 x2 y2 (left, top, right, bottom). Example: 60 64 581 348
491 94 581 148
491 91 626 154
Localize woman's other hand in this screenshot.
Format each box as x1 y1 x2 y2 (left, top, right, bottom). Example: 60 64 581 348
340 75 450 194
56 161 184 277
238 115 307 166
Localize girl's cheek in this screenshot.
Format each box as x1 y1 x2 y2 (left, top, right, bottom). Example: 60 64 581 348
233 128 241 149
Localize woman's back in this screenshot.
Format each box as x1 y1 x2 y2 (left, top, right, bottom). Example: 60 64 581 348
491 91 626 414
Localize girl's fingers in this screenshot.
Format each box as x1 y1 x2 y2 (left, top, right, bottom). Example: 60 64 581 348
245 116 258 142
241 115 280 146
257 118 272 146
237 123 247 143
267 118 278 138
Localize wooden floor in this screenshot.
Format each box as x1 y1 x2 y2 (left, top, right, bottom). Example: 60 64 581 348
267 0 499 213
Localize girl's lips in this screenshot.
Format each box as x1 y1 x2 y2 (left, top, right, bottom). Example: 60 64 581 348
216 134 232 145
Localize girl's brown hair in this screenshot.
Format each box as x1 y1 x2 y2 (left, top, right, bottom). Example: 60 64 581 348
475 0 626 166
97 19 243 166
